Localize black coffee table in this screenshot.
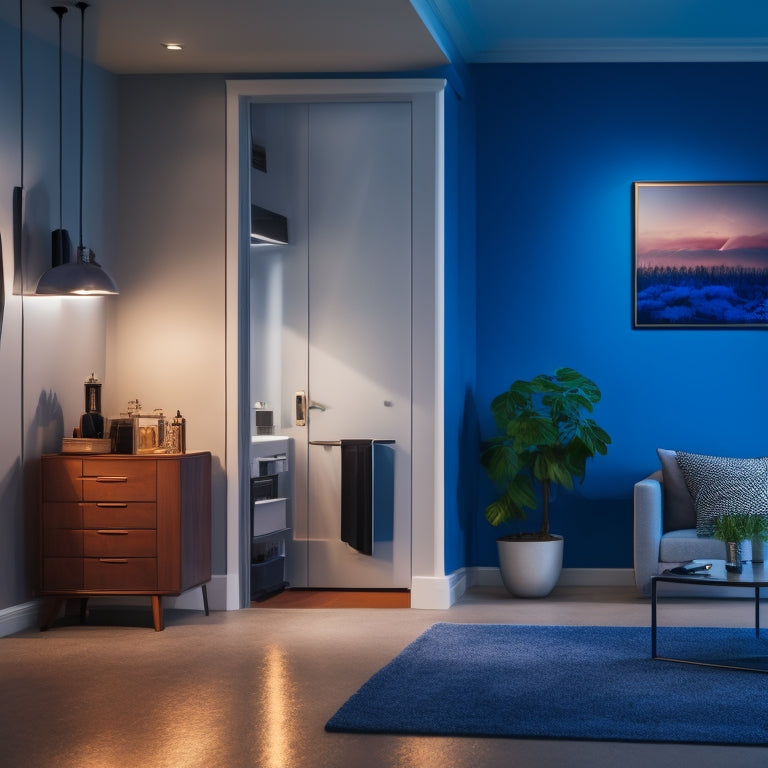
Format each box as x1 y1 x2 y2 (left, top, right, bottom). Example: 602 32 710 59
651 559 768 672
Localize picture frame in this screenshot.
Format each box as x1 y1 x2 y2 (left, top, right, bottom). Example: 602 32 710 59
633 182 768 328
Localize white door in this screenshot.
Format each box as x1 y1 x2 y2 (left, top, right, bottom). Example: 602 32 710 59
303 102 412 587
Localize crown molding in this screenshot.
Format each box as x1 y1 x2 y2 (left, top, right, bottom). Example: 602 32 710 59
469 37 768 63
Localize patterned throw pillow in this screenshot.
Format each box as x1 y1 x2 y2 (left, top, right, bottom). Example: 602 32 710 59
674 452 768 537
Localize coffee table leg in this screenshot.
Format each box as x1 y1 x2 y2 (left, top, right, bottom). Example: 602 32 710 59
651 578 658 658
756 586 760 639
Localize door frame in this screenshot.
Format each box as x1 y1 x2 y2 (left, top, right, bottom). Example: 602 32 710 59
225 79 446 609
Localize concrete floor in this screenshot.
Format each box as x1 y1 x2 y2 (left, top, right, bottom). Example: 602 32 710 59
1 585 767 767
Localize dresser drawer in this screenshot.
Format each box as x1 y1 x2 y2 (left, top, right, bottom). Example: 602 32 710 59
83 530 156 558
42 458 83 502
82 460 157 502
83 503 156 529
43 529 83 557
42 502 83 529
43 558 83 590
84 558 157 590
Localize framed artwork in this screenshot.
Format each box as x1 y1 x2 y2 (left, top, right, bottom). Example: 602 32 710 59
633 182 768 328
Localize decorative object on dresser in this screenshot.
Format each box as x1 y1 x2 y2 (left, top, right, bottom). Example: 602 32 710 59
39 452 211 631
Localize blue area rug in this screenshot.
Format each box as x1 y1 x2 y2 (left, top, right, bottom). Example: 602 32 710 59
326 623 768 744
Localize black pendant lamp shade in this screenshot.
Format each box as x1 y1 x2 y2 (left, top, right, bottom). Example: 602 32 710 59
36 2 118 296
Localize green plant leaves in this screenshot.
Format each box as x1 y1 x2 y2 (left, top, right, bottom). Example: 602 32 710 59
484 475 537 526
480 367 611 530
712 513 768 542
507 413 559 446
480 442 519 482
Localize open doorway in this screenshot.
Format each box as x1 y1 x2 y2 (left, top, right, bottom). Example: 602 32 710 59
225 79 446 610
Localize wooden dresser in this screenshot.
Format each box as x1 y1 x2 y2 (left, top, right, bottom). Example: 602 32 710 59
40 452 211 631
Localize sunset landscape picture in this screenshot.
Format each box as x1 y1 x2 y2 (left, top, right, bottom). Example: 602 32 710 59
634 182 768 327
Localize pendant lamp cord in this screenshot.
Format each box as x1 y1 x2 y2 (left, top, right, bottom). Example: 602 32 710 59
19 0 23 191
53 6 67 231
77 2 87 251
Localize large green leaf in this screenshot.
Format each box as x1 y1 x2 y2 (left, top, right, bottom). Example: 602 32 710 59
481 367 611 529
505 472 538 510
533 453 575 490
555 367 602 403
530 374 561 393
507 414 559 446
480 443 519 482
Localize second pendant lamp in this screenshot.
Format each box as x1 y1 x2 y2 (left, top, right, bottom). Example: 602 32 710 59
36 2 118 296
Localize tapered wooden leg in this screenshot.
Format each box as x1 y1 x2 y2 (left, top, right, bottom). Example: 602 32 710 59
151 595 164 631
40 597 66 631
202 583 209 616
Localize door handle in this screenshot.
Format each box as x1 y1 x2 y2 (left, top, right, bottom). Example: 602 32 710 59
295 391 307 426
308 400 327 411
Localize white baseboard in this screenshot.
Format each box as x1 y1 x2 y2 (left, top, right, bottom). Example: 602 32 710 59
1 571 639 632
411 570 467 609
0 600 42 638
0 575 230 637
558 568 635 587
467 566 635 590
164 575 228 611
412 566 637 608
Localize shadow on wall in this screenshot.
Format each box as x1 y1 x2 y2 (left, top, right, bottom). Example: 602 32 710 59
0 458 24 606
459 387 481 564
23 390 65 597
1 231 5 342
209 452 226 574
26 390 65 456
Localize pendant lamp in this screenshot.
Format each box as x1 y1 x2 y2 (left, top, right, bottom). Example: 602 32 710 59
36 2 118 296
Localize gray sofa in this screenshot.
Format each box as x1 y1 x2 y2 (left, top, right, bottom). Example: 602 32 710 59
633 448 764 596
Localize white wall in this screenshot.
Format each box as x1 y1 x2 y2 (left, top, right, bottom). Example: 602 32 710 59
0 16 115 615
109 75 227 573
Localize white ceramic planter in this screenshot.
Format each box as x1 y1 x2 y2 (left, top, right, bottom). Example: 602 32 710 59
497 535 564 598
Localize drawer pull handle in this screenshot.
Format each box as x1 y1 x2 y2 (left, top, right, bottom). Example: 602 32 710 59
99 558 128 564
96 503 128 508
96 530 129 535
93 476 128 483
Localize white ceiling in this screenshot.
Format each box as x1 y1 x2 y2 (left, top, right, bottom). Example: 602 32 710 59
2 0 768 75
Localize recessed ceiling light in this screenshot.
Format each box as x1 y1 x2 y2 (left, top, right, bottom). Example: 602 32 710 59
163 43 183 51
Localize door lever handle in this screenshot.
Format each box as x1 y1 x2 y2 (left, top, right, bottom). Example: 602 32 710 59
308 400 327 411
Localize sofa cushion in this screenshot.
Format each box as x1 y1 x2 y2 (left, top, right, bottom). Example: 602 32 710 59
674 451 768 536
656 448 696 532
659 529 727 562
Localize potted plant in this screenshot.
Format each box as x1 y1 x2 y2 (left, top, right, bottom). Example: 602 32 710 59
712 513 768 572
480 367 611 597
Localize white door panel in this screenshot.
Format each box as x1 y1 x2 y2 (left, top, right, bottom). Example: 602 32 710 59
306 102 412 588
252 101 412 589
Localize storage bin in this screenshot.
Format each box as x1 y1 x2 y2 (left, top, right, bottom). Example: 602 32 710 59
251 454 288 477
250 556 286 600
252 497 287 536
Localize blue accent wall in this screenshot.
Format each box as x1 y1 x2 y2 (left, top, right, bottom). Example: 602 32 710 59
443 81 478 574
472 62 768 569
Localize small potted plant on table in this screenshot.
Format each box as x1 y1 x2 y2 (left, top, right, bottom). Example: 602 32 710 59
712 513 768 573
